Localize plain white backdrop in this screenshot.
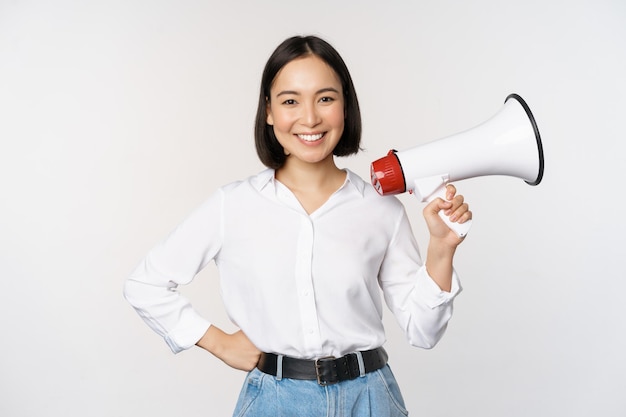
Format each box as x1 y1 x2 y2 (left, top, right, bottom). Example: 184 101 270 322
1 0 625 416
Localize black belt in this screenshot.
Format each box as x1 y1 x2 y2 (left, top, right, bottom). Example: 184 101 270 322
257 347 388 386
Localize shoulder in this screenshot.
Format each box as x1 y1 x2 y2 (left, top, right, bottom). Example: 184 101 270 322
344 169 408 230
346 169 405 212
191 169 273 214
219 169 274 194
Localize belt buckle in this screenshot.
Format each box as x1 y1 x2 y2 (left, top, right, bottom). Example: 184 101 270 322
315 356 337 386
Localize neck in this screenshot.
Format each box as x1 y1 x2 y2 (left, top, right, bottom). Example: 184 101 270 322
275 156 348 215
275 156 345 192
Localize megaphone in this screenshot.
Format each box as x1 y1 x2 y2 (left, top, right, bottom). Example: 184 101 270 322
370 93 544 238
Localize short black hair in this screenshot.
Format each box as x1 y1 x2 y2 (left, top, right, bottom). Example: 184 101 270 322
254 36 362 169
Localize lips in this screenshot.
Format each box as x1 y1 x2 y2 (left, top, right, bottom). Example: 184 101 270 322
297 133 325 142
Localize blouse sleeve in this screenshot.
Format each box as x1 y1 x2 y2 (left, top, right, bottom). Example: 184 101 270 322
378 206 462 349
123 189 225 353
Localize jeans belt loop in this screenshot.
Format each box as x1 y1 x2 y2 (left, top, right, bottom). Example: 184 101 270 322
276 354 284 381
354 351 366 377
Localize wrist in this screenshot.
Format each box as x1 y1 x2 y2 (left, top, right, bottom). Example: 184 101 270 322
425 238 456 292
196 325 225 355
427 237 457 260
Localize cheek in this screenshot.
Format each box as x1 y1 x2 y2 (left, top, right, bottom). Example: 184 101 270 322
326 107 345 131
269 109 294 133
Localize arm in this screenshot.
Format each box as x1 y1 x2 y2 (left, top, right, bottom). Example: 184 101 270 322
378 185 470 348
125 189 262 369
196 326 261 372
423 184 472 292
124 191 225 353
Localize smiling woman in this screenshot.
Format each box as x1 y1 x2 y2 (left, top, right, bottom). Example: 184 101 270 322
124 35 472 417
265 55 348 213
254 36 362 170
267 56 345 165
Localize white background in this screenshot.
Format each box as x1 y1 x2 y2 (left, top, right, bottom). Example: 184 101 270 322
1 0 625 416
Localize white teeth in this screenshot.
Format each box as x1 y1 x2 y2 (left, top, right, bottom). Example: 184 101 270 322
298 133 324 142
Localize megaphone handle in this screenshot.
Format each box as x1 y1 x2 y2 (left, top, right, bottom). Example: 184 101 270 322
429 186 473 238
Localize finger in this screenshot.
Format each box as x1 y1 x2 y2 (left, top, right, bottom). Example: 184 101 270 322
460 210 473 223
424 194 450 215
444 194 464 215
445 183 457 200
450 204 471 223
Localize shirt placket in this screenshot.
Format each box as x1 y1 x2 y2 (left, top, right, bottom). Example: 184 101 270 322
274 181 324 356
294 215 323 355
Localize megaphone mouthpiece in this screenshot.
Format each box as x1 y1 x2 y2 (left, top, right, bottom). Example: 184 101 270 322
370 150 406 195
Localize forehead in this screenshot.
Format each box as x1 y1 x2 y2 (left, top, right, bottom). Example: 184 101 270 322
270 55 342 94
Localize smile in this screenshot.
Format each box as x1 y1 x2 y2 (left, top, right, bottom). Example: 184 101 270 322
297 133 325 142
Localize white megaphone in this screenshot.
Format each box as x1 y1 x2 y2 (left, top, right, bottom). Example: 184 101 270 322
370 93 544 238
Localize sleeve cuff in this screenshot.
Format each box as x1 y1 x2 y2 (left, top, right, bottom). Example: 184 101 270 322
416 266 463 309
164 310 212 354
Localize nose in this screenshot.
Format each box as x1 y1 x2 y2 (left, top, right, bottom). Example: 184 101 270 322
301 102 321 127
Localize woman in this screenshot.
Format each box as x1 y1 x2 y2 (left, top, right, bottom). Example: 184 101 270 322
125 35 471 416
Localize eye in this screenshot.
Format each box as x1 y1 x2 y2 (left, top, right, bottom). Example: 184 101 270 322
319 96 335 103
281 98 297 105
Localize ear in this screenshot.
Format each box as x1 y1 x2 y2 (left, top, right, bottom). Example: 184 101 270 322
265 98 273 126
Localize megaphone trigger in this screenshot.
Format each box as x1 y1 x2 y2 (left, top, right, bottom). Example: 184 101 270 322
410 174 472 237
411 174 451 202
428 183 473 238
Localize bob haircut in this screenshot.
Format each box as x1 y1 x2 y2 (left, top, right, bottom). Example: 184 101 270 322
255 36 362 169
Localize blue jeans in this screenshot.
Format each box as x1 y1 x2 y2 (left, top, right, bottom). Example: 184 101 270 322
232 364 409 417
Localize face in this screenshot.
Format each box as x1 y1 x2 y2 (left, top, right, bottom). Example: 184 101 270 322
266 55 345 167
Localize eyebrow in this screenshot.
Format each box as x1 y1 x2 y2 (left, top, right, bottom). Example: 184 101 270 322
276 87 340 97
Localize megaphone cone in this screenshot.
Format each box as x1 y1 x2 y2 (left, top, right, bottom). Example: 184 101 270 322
370 93 544 237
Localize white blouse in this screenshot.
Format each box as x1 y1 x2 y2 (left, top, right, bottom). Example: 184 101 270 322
124 169 461 358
